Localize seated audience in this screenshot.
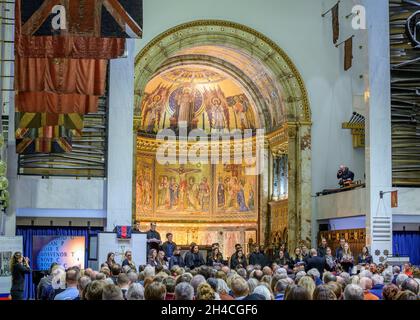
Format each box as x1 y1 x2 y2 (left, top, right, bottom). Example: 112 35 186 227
343 284 364 300
175 282 194 300
54 269 80 300
145 281 166 300
126 283 145 300
313 285 337 300
285 285 311 300
102 284 124 300
382 284 400 300
360 277 379 300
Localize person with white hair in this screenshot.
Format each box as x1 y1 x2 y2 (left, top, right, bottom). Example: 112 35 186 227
371 274 385 299
143 265 156 279
401 278 420 295
274 278 289 300
307 268 321 285
127 271 139 284
126 283 145 300
396 273 409 289
216 279 234 300
190 274 206 296
253 285 273 300
392 266 401 284
343 284 364 300
247 278 259 293
231 276 250 300
382 268 393 285
295 271 306 283
360 277 379 300
175 282 194 300
275 267 288 276
359 269 372 279
339 272 350 284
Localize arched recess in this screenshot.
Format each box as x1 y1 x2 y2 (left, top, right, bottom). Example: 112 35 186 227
134 20 312 249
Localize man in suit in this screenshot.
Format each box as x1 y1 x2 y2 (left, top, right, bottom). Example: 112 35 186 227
305 249 326 278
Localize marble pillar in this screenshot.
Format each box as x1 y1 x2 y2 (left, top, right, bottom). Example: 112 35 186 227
287 123 312 249
106 40 136 231
287 124 298 250
260 142 270 245
298 124 312 245
363 0 393 263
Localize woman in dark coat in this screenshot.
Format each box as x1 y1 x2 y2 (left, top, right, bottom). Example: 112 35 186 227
184 243 205 269
207 247 224 267
10 252 31 300
230 249 247 270
357 246 373 265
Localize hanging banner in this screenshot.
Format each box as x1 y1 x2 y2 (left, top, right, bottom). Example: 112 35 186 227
15 112 84 130
15 57 108 96
16 92 99 114
391 190 398 208
19 0 143 38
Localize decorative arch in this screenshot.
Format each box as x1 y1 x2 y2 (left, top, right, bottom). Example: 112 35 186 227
134 20 312 248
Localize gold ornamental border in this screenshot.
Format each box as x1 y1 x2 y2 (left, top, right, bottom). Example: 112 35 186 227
135 19 311 123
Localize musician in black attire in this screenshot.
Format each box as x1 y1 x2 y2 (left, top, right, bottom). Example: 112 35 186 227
248 245 267 267
169 246 185 269
10 252 31 300
275 250 291 269
146 222 162 252
230 249 247 269
184 243 205 269
207 247 224 267
279 243 290 260
317 237 328 257
358 246 373 265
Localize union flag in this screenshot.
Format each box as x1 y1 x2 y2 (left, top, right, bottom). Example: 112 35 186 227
19 0 143 38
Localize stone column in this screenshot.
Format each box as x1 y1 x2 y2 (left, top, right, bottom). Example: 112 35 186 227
297 123 312 245
272 155 278 200
106 40 135 231
279 156 284 198
287 124 298 251
284 154 289 197
363 0 393 263
260 141 270 245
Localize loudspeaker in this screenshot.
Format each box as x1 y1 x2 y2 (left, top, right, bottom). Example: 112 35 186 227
319 224 330 231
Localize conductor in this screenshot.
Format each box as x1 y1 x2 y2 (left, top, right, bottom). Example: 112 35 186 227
146 222 162 252
337 165 355 187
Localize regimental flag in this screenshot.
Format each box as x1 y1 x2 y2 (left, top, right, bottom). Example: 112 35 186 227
15 34 126 59
16 126 73 154
332 3 339 44
19 0 143 38
16 92 99 114
391 190 398 208
344 36 353 71
116 226 132 239
15 112 84 130
15 57 108 96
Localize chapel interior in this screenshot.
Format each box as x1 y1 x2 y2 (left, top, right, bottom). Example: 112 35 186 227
0 0 419 297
